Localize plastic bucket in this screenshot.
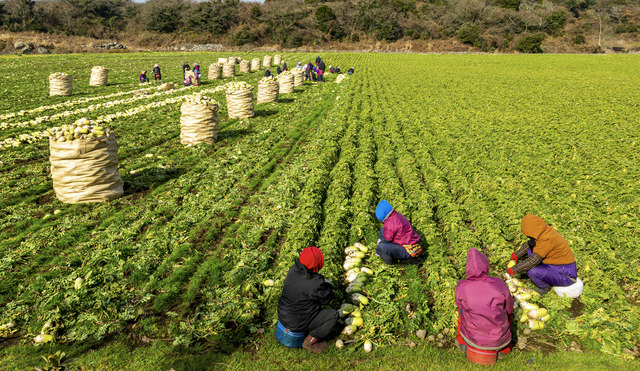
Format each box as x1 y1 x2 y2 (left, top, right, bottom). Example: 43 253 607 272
274 321 306 348
467 346 497 366
553 277 584 298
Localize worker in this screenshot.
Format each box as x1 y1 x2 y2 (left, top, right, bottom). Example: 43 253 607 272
277 247 339 353
373 200 422 265
507 214 577 295
456 248 513 365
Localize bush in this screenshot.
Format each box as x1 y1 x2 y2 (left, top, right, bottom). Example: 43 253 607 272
545 10 567 36
496 0 521 10
615 23 639 34
457 23 483 48
375 18 403 41
315 5 336 33
232 30 256 46
516 33 545 53
573 33 586 45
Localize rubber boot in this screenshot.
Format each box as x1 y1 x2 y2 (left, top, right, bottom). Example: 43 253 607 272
302 335 327 353
532 286 551 296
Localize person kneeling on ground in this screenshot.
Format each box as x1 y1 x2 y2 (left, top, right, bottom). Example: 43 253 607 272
348 67 354 75
277 246 339 353
373 200 422 265
139 71 148 83
183 76 192 86
265 68 272 78
507 214 578 295
456 248 513 365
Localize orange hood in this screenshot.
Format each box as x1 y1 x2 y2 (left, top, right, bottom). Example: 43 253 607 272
521 214 549 239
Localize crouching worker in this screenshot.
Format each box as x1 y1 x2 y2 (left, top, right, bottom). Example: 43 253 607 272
277 246 339 353
507 214 579 296
374 200 422 265
456 248 513 366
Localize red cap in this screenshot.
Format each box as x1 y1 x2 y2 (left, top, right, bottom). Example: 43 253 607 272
299 246 324 273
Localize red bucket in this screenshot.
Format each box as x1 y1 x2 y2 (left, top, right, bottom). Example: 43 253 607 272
466 346 497 366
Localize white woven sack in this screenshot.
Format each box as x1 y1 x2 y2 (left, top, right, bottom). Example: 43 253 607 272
263 55 272 68
180 101 219 145
257 82 279 104
89 67 108 86
226 89 254 119
292 70 303 87
223 62 236 78
49 73 73 96
278 74 294 94
49 132 123 203
251 58 261 71
208 64 222 80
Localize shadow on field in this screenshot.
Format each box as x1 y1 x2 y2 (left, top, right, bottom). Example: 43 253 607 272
277 98 296 104
122 167 186 197
254 109 278 117
218 128 254 140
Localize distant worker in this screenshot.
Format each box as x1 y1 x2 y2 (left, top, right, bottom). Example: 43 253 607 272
182 61 190 79
329 66 336 74
348 67 354 75
183 75 192 86
304 62 312 81
336 66 341 73
316 67 323 83
507 214 579 296
282 61 288 71
297 62 303 70
192 63 200 85
265 68 272 78
277 66 282 75
456 248 513 365
277 246 339 353
373 200 422 265
316 55 321 64
153 64 162 83
318 60 326 74
139 71 148 83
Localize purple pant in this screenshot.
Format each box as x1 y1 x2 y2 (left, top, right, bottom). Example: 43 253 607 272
527 249 577 289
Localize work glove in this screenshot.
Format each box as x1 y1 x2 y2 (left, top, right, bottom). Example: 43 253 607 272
507 267 515 276
510 252 519 263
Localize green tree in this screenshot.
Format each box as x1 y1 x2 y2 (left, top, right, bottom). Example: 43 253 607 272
315 5 336 33
185 0 238 35
145 0 184 33
516 33 545 53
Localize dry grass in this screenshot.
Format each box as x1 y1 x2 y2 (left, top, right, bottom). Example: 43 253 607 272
2 30 639 55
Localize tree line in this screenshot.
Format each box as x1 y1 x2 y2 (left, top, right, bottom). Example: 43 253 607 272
1 0 639 52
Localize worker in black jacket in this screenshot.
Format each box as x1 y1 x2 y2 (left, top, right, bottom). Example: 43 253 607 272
277 246 338 353
316 55 321 64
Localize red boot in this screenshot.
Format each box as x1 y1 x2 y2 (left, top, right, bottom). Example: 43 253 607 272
302 335 327 353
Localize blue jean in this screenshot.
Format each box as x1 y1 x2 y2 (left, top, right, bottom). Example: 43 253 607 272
376 228 412 264
526 249 577 289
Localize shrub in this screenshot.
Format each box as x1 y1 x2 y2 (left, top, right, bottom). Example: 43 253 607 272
457 23 483 48
615 23 639 34
232 30 257 46
573 33 586 45
546 10 567 37
516 33 545 53
496 0 521 10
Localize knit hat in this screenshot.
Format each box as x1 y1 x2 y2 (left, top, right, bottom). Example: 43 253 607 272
374 200 393 222
299 246 324 273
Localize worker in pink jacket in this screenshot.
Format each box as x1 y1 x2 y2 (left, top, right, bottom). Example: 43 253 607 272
374 200 422 265
455 248 513 365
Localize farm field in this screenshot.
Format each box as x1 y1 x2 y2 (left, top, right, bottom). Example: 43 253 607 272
0 51 639 369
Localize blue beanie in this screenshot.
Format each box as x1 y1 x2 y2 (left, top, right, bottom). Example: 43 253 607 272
375 200 393 222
